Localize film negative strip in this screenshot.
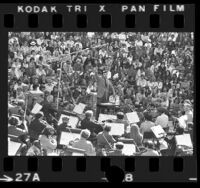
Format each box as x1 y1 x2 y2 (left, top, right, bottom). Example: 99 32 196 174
0 1 197 183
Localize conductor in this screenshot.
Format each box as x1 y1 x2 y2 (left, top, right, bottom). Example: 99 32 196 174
96 68 116 104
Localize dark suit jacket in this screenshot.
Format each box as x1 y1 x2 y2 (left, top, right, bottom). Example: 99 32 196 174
97 75 115 100
57 123 71 133
80 118 103 134
28 119 46 140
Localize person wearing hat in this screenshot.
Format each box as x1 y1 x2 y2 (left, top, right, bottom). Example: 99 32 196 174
108 142 125 156
28 111 47 142
72 129 96 156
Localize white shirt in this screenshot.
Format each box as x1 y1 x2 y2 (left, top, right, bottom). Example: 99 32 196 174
185 110 193 123
39 135 57 155
72 138 96 156
178 115 188 129
155 113 169 128
135 40 143 47
45 83 54 93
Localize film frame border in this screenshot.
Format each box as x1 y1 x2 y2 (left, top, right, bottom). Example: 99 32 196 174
0 2 197 183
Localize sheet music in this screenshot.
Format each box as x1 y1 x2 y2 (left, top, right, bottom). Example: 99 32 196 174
178 115 188 129
122 143 136 156
98 114 117 122
68 116 79 129
58 114 79 128
105 122 124 136
31 103 43 114
58 114 68 125
73 103 86 114
126 112 140 124
151 125 166 139
59 132 80 145
8 140 22 156
175 134 193 148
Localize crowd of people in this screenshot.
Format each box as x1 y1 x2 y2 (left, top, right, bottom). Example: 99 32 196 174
8 32 194 156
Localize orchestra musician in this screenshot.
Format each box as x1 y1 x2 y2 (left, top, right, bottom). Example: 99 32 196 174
108 142 125 156
130 124 143 147
71 129 96 156
56 116 71 134
79 110 103 143
28 111 48 142
140 140 161 156
96 124 116 153
26 140 43 156
155 107 169 132
38 127 57 156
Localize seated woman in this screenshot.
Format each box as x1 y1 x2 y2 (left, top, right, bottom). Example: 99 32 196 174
130 124 143 147
38 127 57 156
96 124 116 152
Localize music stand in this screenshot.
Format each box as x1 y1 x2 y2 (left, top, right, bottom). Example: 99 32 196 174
96 103 120 120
